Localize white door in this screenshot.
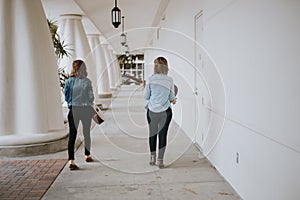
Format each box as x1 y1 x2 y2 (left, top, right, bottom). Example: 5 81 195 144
194 11 211 149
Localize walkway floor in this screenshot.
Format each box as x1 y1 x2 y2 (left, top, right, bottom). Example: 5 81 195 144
0 159 67 200
1 85 241 200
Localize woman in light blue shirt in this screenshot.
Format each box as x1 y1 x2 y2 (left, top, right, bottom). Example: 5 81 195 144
144 57 176 168
64 60 95 170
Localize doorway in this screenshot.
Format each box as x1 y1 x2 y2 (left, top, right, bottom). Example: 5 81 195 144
194 11 212 150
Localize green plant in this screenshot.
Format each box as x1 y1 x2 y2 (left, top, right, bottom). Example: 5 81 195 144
47 19 71 91
58 67 69 91
47 19 70 59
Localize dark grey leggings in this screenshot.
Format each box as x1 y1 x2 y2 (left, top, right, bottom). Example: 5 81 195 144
147 107 172 159
67 106 93 160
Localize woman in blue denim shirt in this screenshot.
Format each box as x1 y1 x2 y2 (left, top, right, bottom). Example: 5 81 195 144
64 60 95 170
144 57 176 168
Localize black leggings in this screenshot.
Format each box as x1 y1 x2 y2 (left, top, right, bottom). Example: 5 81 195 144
147 107 172 159
67 106 93 160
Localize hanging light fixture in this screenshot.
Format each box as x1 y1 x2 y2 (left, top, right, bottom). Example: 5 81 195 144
111 0 121 28
120 16 127 46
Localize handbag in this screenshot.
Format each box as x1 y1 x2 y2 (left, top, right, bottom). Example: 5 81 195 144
92 106 104 125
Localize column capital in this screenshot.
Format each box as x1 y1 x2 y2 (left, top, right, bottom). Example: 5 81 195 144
59 14 83 20
100 36 109 45
87 34 100 38
108 45 114 50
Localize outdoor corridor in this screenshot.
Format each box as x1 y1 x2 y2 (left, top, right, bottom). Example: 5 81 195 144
41 85 240 200
1 1 299 199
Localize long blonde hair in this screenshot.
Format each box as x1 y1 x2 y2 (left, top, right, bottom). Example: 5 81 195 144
69 60 88 78
154 57 169 75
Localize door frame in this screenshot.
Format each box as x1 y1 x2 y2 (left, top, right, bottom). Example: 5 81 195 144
193 10 204 149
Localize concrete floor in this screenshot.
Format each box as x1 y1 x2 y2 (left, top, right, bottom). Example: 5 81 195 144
42 85 241 200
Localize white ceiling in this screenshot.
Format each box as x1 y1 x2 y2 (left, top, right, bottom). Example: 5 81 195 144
42 0 169 54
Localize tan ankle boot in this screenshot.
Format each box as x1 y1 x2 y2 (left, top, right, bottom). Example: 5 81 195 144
149 154 156 165
157 159 164 169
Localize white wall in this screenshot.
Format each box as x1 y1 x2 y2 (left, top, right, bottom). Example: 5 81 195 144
145 0 300 199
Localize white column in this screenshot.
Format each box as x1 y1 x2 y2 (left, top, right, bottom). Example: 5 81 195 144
57 14 97 94
109 49 121 87
87 34 112 98
0 0 66 146
101 42 117 90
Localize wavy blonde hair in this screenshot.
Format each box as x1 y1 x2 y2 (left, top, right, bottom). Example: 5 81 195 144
154 57 168 75
69 60 88 78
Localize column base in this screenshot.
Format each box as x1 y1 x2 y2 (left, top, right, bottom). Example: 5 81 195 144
95 99 112 110
0 136 82 158
98 93 112 98
0 128 75 157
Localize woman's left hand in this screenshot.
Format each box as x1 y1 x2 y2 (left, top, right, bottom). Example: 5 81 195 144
172 98 177 105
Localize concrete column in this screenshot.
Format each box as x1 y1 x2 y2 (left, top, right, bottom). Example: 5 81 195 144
0 0 67 150
116 55 122 85
108 48 121 87
57 14 97 94
101 41 117 90
87 34 112 98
